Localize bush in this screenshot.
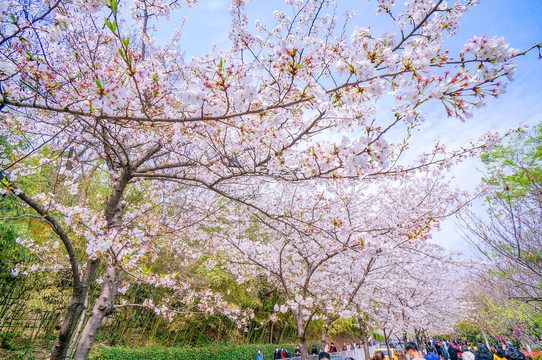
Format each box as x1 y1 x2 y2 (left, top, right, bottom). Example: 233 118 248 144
92 343 297 360
0 332 16 350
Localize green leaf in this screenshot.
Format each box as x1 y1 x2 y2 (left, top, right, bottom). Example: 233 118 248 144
105 19 117 33
94 77 103 89
111 0 118 15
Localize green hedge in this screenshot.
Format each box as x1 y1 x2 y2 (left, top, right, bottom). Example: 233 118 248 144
92 343 297 360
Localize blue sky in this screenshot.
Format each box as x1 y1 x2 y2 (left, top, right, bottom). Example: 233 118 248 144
150 0 542 253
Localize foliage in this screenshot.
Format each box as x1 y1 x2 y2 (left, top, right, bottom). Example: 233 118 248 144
453 321 482 343
92 344 296 360
0 223 25 280
481 124 542 199
461 123 542 311
0 331 15 350
461 283 542 350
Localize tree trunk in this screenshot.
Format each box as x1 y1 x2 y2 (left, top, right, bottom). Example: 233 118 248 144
480 327 490 349
278 322 286 344
358 316 370 360
66 294 89 359
292 310 309 360
298 330 309 360
68 161 136 359
384 329 392 360
50 259 99 360
320 318 335 351
72 257 123 360
422 330 428 353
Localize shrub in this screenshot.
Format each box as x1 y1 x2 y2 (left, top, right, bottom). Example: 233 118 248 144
0 332 16 350
92 343 297 360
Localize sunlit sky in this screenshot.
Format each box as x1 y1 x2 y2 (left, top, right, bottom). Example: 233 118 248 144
147 0 542 254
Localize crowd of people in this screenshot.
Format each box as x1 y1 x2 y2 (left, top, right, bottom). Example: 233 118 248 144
257 339 530 360
372 340 528 360
421 340 528 360
271 344 319 359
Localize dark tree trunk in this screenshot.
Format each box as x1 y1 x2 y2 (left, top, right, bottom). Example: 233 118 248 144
72 258 123 360
50 259 99 360
298 329 309 360
319 317 335 353
358 316 370 360
68 159 138 359
293 312 309 360
384 329 392 360
66 294 90 359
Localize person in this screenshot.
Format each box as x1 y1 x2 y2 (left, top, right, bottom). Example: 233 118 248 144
274 347 281 360
475 344 494 360
493 344 507 360
463 350 476 360
295 345 301 357
329 342 338 353
427 342 437 354
311 345 319 355
448 343 460 360
426 351 440 360
284 348 291 358
406 342 424 360
373 350 386 360
319 352 331 359
437 342 449 359
280 347 286 359
256 349 263 360
453 342 463 358
503 345 526 360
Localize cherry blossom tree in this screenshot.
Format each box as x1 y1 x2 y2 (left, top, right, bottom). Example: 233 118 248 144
334 235 469 359
464 282 542 351
459 124 542 305
208 170 471 359
0 0 534 359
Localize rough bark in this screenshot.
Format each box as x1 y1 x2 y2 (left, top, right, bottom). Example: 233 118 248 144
50 259 99 360
384 329 392 360
299 336 309 360
72 258 123 360
319 317 335 353
358 316 370 360
66 294 89 359
319 323 328 352
293 310 309 360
